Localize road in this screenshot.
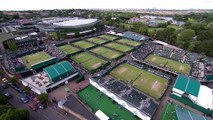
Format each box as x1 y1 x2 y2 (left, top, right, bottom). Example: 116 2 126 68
0 87 74 120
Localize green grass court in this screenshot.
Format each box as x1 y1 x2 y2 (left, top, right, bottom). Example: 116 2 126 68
72 41 96 49
116 39 142 47
87 37 108 44
98 35 118 41
71 52 108 72
90 47 123 60
160 102 176 120
145 54 191 74
58 44 80 55
78 85 140 120
104 42 134 53
110 63 168 99
22 51 52 68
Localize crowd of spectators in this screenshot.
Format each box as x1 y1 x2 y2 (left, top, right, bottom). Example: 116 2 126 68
4 54 26 73
44 44 66 59
132 43 153 61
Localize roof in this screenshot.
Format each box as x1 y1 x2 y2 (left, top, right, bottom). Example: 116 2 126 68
63 95 99 120
197 85 213 109
123 31 147 41
174 75 200 97
43 61 75 82
0 32 14 42
175 106 209 120
95 110 109 120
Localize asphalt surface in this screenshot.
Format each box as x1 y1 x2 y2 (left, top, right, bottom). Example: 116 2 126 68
0 86 74 120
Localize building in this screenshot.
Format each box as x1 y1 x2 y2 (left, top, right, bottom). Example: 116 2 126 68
58 95 99 120
36 17 101 39
171 75 213 114
22 61 79 94
89 76 159 120
123 31 150 41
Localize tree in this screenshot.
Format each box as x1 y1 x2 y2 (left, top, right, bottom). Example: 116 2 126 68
7 41 17 51
177 29 195 49
0 94 7 105
23 86 31 93
0 109 29 120
0 105 13 116
155 27 177 44
10 77 17 84
38 93 48 104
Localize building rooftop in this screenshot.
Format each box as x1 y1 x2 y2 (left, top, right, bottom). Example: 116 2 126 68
174 75 200 97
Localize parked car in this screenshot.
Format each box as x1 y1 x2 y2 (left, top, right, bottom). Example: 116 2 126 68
1 78 7 83
20 97 29 104
38 103 47 109
33 97 40 104
23 91 33 101
16 87 23 93
4 93 12 99
1 83 8 89
28 103 38 111
8 82 17 88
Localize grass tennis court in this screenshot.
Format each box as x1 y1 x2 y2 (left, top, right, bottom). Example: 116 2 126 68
145 54 191 74
22 51 52 68
116 39 142 47
72 41 96 49
90 47 124 60
71 52 108 72
78 85 140 120
58 44 80 55
98 35 118 41
110 63 168 99
87 37 108 44
104 42 134 53
160 102 176 120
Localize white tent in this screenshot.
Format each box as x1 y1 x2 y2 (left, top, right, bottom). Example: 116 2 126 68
95 110 109 120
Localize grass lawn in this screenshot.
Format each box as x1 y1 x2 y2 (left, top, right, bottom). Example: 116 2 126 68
145 54 191 74
98 35 118 41
104 42 134 53
87 37 108 44
110 63 168 99
78 85 140 120
58 44 80 55
167 25 182 30
148 28 164 33
90 47 124 60
160 102 176 120
22 51 52 68
71 52 108 72
116 39 142 47
72 41 96 49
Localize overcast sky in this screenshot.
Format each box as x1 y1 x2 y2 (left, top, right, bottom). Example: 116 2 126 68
0 0 213 10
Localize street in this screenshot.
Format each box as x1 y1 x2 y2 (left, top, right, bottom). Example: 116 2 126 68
0 86 77 120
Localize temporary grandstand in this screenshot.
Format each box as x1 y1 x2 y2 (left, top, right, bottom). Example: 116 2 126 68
171 75 213 113
21 61 78 94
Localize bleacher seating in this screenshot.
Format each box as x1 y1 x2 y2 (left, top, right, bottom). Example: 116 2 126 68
122 89 147 107
142 99 158 116
44 44 66 59
132 43 153 60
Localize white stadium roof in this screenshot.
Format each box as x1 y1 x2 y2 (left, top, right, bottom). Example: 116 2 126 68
41 17 97 27
53 19 97 27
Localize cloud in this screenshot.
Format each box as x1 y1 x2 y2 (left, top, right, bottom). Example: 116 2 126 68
0 0 212 10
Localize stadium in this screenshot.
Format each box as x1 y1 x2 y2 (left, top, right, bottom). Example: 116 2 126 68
21 61 79 94
36 17 101 39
